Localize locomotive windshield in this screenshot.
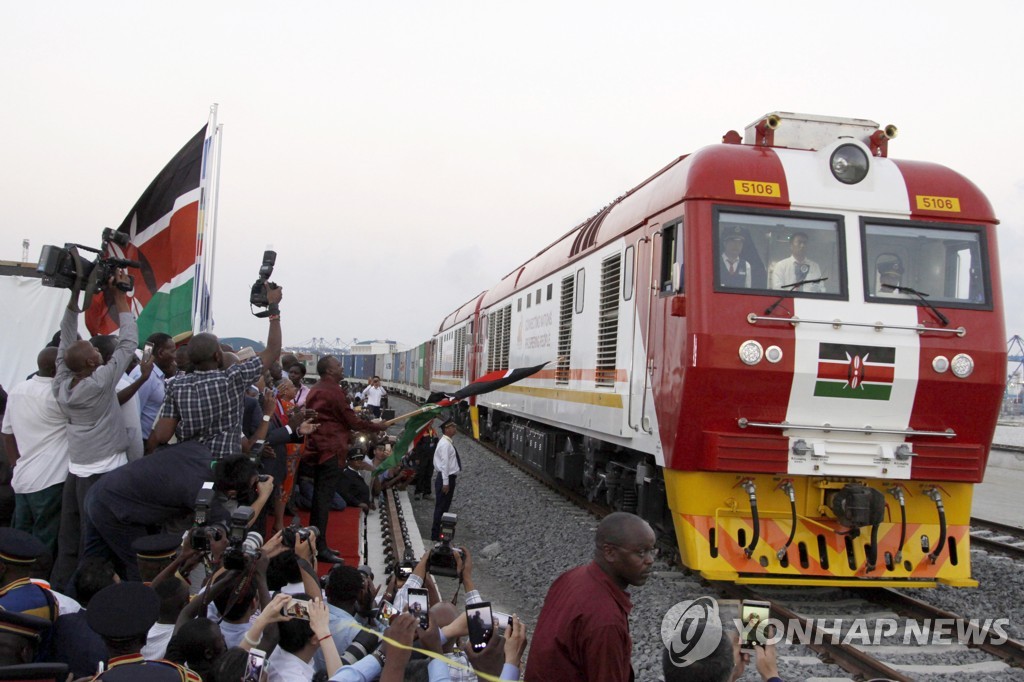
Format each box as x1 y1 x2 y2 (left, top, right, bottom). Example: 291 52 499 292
861 220 991 308
714 209 845 297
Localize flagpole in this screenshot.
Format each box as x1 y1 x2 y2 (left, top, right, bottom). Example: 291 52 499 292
204 121 224 332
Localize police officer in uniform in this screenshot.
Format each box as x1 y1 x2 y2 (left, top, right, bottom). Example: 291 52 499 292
86 582 199 681
720 226 752 288
131 533 182 585
0 528 59 624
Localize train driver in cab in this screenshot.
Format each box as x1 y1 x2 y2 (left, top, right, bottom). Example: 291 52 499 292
771 231 824 292
720 226 752 288
874 253 905 297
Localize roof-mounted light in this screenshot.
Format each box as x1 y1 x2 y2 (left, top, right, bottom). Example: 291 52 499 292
830 144 869 184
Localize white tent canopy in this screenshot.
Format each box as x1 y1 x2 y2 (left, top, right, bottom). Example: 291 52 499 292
0 276 81 392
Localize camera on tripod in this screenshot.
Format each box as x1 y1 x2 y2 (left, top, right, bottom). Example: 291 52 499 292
37 228 140 311
428 513 465 578
249 249 279 317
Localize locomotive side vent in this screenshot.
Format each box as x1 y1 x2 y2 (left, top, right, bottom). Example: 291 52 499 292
595 254 621 388
556 276 574 384
487 305 511 372
454 326 466 378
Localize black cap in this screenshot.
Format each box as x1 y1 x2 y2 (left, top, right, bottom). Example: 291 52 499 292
723 226 745 241
0 529 47 565
0 609 51 640
85 583 160 639
440 418 457 429
131 533 181 562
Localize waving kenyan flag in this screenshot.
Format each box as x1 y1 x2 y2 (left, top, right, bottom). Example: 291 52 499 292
85 118 219 342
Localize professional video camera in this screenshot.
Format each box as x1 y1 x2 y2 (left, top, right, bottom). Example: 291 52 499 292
36 228 140 311
190 484 224 552
223 506 263 570
428 512 465 578
249 249 279 317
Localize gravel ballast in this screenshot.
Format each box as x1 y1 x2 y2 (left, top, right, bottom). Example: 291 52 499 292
390 397 1024 680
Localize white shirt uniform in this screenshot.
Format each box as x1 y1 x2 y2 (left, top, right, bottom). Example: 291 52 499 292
433 434 460 485
1 376 70 494
362 385 387 408
770 256 824 292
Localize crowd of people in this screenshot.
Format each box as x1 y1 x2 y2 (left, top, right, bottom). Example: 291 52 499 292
0 273 785 681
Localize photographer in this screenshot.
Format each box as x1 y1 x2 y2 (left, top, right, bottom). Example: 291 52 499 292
51 270 137 592
81 443 272 580
146 281 284 458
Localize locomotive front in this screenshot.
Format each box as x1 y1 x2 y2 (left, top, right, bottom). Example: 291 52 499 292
660 113 1004 586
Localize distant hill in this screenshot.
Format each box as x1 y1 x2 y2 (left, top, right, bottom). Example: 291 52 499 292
220 337 265 352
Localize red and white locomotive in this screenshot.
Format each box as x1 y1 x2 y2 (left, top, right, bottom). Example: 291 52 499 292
403 112 1004 586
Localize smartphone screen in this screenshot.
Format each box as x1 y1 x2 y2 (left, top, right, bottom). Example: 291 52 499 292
243 648 266 682
283 598 310 621
740 600 771 652
407 588 429 629
378 600 397 624
466 602 494 652
142 342 154 363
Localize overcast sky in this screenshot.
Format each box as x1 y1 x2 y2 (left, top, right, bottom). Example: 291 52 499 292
2 1 1022 350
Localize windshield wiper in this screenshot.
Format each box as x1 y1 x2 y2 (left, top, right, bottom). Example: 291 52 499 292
781 276 828 290
881 284 949 326
765 276 827 315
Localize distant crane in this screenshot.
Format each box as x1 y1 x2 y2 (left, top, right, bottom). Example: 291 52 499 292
286 337 350 356
1009 335 1024 379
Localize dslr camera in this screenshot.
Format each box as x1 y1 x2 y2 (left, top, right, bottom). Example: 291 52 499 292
190 484 223 552
37 228 139 311
223 506 263 571
281 521 319 549
249 249 279 316
428 513 465 578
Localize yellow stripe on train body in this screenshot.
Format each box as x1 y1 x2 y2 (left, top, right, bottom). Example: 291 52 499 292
664 470 976 587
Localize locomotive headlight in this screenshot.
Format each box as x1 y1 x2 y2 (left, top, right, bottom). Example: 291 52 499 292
932 356 950 373
739 340 764 365
830 144 869 184
950 353 974 378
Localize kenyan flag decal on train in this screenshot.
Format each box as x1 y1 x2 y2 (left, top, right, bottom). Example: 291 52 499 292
813 343 896 400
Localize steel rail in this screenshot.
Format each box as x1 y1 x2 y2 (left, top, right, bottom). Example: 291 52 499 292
717 583 914 682
865 587 1024 669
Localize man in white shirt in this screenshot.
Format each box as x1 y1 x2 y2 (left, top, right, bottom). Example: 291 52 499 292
431 419 461 541
361 377 387 418
770 231 824 292
0 348 69 556
719 227 752 289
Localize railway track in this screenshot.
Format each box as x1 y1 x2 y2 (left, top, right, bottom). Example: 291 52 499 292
970 517 1024 561
382 399 1023 679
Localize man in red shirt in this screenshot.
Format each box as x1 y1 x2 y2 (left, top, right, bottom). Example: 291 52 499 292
525 512 656 682
304 355 387 563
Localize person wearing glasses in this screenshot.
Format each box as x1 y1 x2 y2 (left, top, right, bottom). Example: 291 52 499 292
525 512 657 682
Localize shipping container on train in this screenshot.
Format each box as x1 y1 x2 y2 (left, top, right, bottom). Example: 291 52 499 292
383 113 1005 587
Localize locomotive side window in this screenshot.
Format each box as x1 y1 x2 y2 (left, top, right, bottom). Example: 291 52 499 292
659 220 683 294
861 221 990 308
714 208 846 298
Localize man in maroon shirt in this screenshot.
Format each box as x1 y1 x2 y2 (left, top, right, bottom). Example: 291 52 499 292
524 512 656 682
304 355 387 563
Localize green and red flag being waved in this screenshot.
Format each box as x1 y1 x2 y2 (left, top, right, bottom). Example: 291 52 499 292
375 361 549 476
426 362 549 405
86 110 223 342
814 343 896 401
